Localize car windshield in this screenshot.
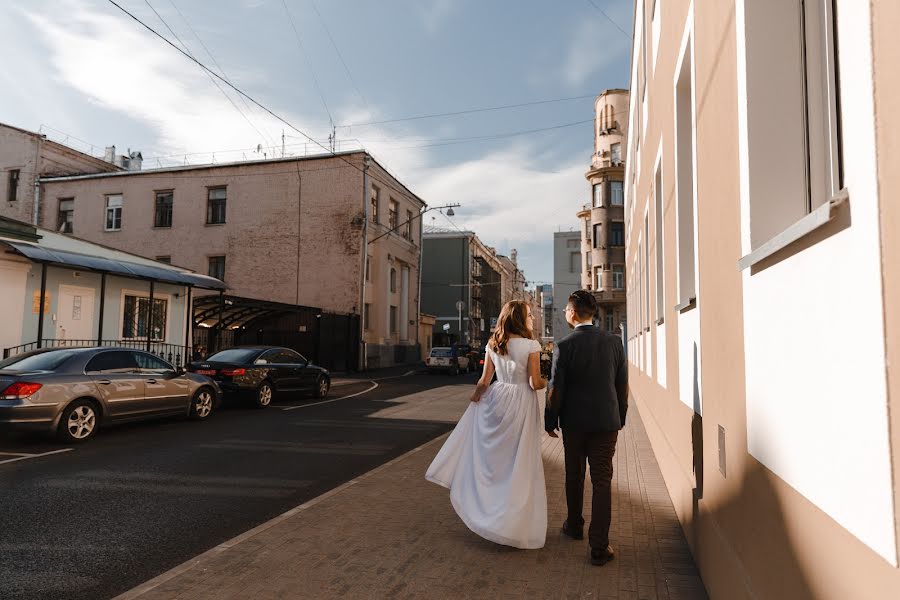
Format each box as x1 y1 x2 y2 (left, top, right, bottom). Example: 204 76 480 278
205 348 263 364
0 350 79 371
430 348 453 358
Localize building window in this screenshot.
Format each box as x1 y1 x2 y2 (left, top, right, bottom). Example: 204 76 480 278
610 222 625 246
569 251 580 274
389 306 398 334
586 252 592 268
388 198 399 230
207 188 226 224
208 255 225 280
609 181 624 205
364 303 371 330
593 184 602 208
365 255 371 281
57 198 74 233
154 191 173 228
594 266 603 290
675 39 697 302
370 185 380 223
613 264 625 289
390 268 397 293
611 143 622 165
122 295 167 341
593 223 602 248
404 210 413 240
155 256 171 264
105 194 123 231
7 169 19 203
654 164 665 320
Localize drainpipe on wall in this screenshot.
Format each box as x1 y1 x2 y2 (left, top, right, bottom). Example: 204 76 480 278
415 205 424 355
358 155 371 372
32 136 43 226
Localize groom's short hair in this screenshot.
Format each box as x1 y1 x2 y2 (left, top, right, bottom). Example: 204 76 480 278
568 289 598 321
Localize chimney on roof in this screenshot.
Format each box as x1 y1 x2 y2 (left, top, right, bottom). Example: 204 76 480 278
104 145 116 163
128 149 142 171
510 249 518 265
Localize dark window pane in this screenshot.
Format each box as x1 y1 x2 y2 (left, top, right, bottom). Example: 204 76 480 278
7 169 19 203
155 192 173 228
206 348 262 363
207 188 226 224
134 352 174 371
85 351 139 373
0 349 78 371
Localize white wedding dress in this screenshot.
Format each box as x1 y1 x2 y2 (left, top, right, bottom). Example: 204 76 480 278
425 337 547 549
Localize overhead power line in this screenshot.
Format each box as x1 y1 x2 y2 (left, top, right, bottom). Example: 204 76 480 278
142 0 275 148
585 0 631 38
338 94 599 128
104 0 420 203
279 0 334 129
166 0 277 147
309 0 370 113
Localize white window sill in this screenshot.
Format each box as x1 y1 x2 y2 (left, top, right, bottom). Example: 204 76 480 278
738 190 849 271
674 296 697 313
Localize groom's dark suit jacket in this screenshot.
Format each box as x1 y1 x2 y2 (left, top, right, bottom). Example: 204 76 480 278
545 325 628 432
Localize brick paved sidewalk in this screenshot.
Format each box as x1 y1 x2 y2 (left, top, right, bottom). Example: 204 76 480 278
115 398 707 600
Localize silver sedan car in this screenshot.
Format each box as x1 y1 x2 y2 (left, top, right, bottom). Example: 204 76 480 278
0 347 222 443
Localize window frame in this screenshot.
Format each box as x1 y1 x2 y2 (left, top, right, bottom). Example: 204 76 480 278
388 198 399 230
105 194 123 231
154 190 174 228
121 294 168 342
57 198 74 234
7 169 19 203
609 180 625 206
208 255 226 280
610 222 625 247
370 185 380 224
206 187 227 225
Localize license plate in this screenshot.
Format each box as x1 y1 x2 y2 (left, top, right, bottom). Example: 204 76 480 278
433 358 448 366
196 370 216 376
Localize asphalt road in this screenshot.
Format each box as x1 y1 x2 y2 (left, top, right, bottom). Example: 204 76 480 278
0 370 475 600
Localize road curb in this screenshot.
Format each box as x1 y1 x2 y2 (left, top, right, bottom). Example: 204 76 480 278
112 432 451 600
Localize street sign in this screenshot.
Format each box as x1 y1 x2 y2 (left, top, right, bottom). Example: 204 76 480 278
442 323 450 331
455 300 465 311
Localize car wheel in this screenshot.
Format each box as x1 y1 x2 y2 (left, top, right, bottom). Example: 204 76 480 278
190 388 215 420
58 399 99 443
255 381 274 408
313 376 330 399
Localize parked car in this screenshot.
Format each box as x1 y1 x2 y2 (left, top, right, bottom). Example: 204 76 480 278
425 347 470 375
0 347 221 443
187 346 330 407
455 344 480 373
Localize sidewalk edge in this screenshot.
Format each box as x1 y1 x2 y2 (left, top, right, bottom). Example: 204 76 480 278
112 433 451 600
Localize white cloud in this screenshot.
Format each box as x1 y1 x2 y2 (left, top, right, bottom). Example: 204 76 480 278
23 0 300 162
21 0 589 282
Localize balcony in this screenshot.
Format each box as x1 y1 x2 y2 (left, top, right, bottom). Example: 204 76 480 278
591 289 626 304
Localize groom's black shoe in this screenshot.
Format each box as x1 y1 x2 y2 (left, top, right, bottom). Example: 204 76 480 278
561 521 583 540
590 546 615 566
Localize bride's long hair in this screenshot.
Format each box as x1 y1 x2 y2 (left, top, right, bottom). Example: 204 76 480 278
488 300 534 356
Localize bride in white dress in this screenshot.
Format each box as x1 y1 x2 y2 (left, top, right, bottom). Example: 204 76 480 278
426 300 548 549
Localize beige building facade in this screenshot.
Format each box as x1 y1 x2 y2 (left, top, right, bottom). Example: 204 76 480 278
625 0 900 598
16 150 424 369
579 90 629 334
0 122 120 225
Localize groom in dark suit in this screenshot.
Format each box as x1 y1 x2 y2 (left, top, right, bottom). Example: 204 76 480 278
546 290 628 566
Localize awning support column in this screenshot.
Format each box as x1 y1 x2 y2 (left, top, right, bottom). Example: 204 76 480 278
147 280 155 353
97 272 106 345
36 263 47 348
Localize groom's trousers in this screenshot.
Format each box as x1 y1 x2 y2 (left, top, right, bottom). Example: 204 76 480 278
562 429 619 549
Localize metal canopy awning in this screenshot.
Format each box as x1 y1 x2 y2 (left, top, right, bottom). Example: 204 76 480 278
5 241 226 290
193 295 318 328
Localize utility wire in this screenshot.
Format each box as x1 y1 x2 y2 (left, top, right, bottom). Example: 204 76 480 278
142 0 275 148
309 0 370 114
364 118 595 150
585 0 631 38
104 0 420 203
166 0 277 147
280 0 334 129
339 94 599 128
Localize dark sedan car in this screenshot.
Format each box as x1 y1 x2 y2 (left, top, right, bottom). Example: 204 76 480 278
0 347 221 443
187 346 330 408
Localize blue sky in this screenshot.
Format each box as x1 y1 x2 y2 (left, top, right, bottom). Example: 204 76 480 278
0 0 633 286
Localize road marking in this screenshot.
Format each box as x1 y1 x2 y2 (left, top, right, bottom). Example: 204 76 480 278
280 381 379 411
0 448 73 466
292 419 436 431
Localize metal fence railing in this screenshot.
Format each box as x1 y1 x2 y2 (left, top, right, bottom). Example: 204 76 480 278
2 339 188 367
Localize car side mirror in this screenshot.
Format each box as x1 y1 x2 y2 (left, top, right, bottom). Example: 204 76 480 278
176 367 186 376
